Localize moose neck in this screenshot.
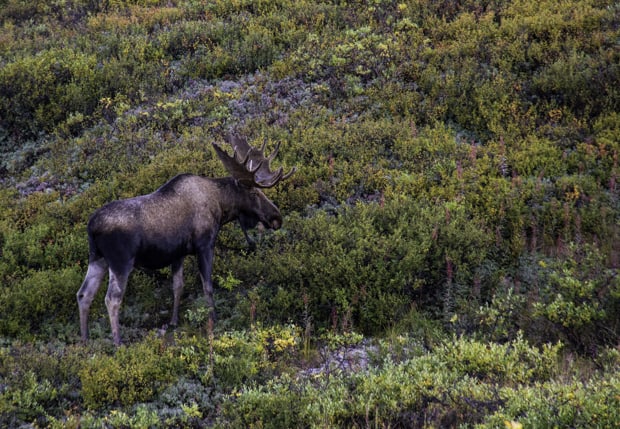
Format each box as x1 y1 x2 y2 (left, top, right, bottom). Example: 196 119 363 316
212 177 254 225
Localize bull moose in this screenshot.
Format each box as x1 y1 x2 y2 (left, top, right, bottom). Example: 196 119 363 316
76 135 295 345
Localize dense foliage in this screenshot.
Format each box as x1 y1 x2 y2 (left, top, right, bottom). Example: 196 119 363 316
0 0 618 427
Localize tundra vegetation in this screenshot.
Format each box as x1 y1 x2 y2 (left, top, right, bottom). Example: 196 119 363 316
0 0 618 427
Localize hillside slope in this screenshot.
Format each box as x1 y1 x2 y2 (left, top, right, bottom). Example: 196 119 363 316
0 0 618 427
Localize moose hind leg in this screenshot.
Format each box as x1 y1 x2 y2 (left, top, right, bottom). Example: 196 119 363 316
105 267 131 346
77 258 108 341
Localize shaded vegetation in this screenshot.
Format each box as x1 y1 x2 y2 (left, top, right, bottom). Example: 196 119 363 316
0 0 618 426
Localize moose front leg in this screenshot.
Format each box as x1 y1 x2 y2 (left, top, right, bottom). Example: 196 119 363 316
170 258 184 326
241 226 256 252
197 236 217 322
239 216 257 252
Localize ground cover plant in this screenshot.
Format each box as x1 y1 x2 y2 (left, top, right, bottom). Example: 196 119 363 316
0 0 618 427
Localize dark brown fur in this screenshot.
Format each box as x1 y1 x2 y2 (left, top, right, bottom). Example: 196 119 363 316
77 174 282 345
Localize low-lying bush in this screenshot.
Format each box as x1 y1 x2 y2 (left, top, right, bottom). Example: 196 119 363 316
79 334 184 408
217 333 569 428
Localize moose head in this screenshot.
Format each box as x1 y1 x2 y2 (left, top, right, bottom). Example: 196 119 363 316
77 135 295 345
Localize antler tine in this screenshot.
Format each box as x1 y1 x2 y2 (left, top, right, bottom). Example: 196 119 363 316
226 134 251 164
281 166 297 181
215 134 295 188
256 167 284 188
267 142 281 163
245 148 263 173
254 164 296 188
234 147 250 164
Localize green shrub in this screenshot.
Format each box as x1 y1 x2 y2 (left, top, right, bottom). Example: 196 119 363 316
177 13 283 79
533 244 620 352
211 325 300 388
0 266 84 338
476 283 528 342
0 341 94 427
218 373 308 429
79 334 183 409
0 370 58 425
219 333 565 428
480 373 620 429
226 187 500 334
509 136 566 177
439 332 561 384
0 48 103 138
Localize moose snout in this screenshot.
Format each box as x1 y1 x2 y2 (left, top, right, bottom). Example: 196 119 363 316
257 217 281 231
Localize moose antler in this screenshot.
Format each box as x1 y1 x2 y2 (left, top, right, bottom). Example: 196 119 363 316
212 134 296 188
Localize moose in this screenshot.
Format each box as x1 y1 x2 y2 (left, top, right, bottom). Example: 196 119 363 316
77 135 295 345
